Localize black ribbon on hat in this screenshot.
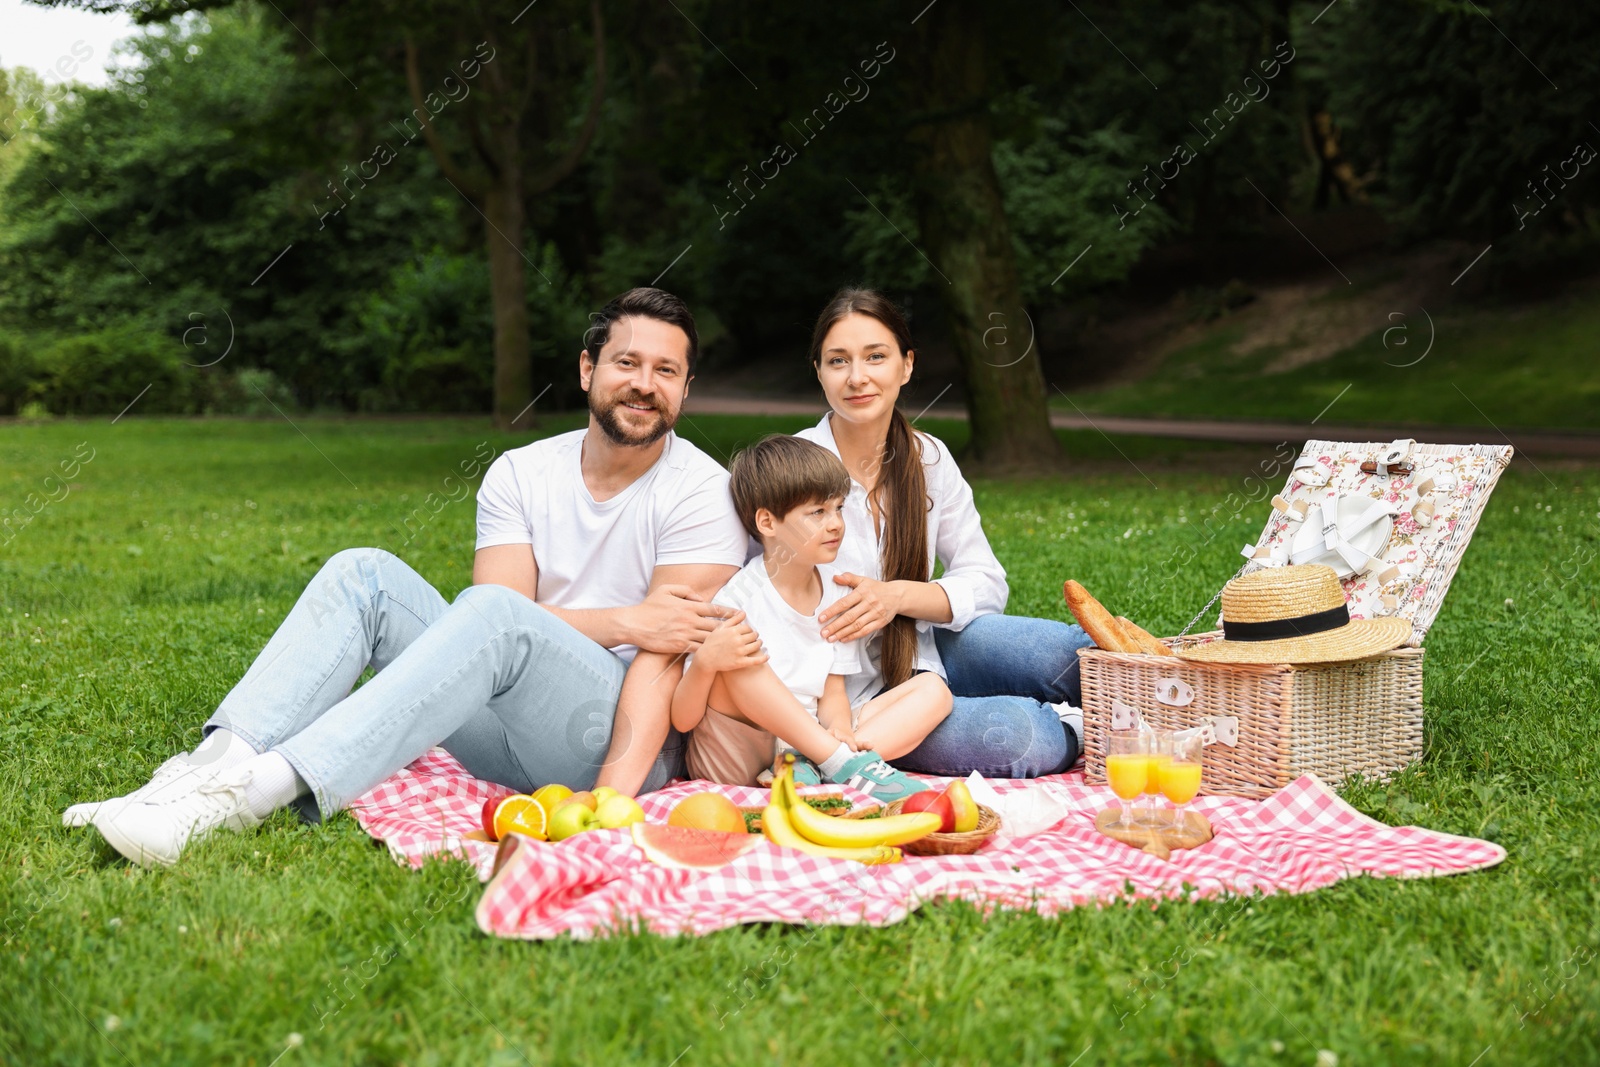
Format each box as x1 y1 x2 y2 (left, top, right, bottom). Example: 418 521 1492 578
1222 604 1350 642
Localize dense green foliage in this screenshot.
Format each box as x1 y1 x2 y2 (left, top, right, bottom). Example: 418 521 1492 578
1 415 1596 1064
1319 0 1600 262
1 0 1595 419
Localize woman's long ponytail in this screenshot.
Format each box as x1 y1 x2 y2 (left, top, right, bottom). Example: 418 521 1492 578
875 405 929 688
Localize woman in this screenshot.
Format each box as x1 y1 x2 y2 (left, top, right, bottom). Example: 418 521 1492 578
798 288 1094 779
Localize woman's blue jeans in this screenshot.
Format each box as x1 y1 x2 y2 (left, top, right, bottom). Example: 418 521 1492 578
202 547 684 821
894 614 1094 779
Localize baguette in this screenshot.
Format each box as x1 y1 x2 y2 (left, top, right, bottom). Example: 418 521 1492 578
1116 616 1177 657
1062 580 1137 653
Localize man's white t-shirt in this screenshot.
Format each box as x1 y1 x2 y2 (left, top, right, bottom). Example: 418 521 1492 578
698 557 861 718
474 429 748 663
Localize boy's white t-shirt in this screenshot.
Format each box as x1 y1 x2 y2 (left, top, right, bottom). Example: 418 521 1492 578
474 429 748 664
702 557 862 718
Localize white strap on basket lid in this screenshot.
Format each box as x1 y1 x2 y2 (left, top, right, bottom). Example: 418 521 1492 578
1287 493 1401 578
1378 438 1417 467
1241 495 1309 565
1291 455 1333 489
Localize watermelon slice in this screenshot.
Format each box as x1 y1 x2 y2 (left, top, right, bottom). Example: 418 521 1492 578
631 823 761 870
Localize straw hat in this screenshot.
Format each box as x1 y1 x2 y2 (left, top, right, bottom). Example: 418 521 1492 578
1176 564 1411 664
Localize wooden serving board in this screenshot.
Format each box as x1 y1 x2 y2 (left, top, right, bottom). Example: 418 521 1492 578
1095 808 1212 860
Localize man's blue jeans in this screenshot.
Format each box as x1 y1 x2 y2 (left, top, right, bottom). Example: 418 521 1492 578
203 547 684 821
895 614 1094 779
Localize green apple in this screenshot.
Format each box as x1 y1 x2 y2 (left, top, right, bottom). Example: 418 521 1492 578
595 794 645 829
592 786 621 806
548 799 601 840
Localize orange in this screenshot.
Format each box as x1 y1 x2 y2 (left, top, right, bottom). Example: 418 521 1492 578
667 792 745 834
531 783 574 812
493 795 549 841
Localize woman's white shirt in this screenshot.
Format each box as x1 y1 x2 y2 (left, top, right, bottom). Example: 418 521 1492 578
794 413 1008 707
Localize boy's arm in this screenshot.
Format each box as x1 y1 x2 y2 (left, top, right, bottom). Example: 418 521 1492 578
816 673 857 749
672 610 764 733
600 608 764 793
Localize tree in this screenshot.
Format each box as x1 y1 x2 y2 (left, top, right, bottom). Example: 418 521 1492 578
392 0 607 430
1317 0 1599 262
0 9 463 408
902 0 1058 468
31 0 610 430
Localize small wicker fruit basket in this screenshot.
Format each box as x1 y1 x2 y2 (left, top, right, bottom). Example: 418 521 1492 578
884 800 1002 856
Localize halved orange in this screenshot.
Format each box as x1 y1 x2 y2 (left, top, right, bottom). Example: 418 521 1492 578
493 795 548 841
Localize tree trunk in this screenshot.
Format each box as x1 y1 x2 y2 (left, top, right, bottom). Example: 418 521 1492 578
909 1 1058 470
485 154 534 433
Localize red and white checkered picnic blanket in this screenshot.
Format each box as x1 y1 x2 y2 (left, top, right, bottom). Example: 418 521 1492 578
348 748 1505 940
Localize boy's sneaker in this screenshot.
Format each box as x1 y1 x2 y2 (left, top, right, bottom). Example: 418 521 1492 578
828 751 928 804
63 754 200 828
774 749 824 786
92 766 261 868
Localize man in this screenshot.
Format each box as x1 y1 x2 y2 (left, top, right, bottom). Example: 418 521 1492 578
67 287 748 866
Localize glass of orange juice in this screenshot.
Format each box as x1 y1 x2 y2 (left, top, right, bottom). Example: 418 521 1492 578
1160 733 1204 832
1104 731 1148 830
1135 731 1173 829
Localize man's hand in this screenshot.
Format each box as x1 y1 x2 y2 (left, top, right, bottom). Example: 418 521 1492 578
692 610 768 674
628 584 729 654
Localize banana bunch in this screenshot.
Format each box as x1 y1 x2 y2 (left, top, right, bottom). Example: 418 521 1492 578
760 763 941 865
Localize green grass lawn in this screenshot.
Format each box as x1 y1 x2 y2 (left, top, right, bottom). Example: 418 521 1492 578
3 414 1598 1066
1061 284 1600 431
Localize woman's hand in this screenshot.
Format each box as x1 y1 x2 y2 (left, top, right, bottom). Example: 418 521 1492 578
693 611 768 673
818 573 904 643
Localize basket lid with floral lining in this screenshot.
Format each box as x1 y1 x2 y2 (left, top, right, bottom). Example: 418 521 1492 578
1235 438 1513 647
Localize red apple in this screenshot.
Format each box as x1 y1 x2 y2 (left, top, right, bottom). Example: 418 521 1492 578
901 790 955 832
943 780 980 833
481 797 500 840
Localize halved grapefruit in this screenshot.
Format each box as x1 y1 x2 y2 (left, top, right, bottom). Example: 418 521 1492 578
632 823 761 869
667 791 746 833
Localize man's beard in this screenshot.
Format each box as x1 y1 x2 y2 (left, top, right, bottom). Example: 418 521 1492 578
590 388 676 447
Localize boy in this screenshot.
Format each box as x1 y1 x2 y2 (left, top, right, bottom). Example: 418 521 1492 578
672 435 951 801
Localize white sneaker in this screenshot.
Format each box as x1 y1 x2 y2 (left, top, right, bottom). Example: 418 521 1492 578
63 755 197 828
1050 700 1084 738
92 766 262 867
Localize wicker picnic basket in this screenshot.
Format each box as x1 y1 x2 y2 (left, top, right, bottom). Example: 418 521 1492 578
1082 438 1513 798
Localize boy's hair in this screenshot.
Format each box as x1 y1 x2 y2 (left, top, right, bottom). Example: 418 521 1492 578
728 435 851 541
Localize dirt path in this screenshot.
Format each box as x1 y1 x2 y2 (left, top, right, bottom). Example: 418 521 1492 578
685 394 1600 459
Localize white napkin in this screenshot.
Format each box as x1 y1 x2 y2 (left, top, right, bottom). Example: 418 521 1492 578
964 772 1087 841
